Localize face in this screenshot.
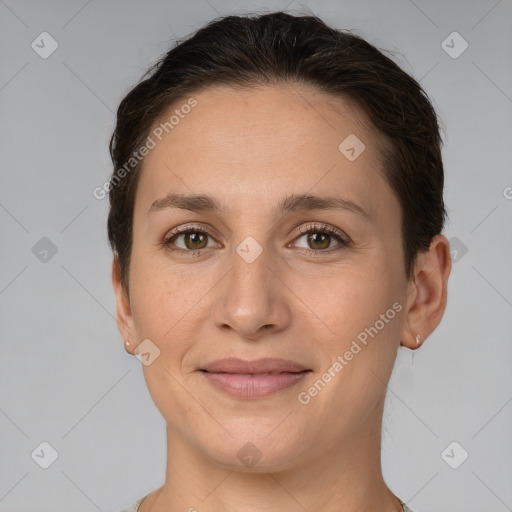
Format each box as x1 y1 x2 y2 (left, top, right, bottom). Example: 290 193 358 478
118 83 413 471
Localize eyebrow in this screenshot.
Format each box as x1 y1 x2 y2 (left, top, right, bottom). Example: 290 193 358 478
148 192 369 218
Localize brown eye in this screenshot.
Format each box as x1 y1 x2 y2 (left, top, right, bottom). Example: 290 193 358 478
308 232 332 250
163 226 219 254
293 224 350 253
181 232 208 250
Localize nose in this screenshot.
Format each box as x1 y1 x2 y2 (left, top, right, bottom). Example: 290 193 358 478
212 243 292 341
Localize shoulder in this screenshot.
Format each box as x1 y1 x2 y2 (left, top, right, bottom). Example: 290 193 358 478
116 495 146 512
398 498 416 512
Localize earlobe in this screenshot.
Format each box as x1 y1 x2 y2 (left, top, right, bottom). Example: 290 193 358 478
111 258 136 354
400 234 452 349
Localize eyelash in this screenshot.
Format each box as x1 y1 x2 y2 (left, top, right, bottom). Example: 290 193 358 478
161 222 351 256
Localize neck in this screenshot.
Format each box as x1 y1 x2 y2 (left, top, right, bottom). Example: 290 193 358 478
142 402 402 512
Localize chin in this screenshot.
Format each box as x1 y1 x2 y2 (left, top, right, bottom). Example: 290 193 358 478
196 423 307 473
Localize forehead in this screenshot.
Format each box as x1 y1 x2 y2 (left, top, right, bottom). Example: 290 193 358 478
134 83 398 224
151 83 378 152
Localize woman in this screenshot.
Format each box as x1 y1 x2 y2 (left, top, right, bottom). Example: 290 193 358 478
109 11 452 512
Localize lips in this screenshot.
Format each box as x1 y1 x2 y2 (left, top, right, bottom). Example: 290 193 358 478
200 358 312 399
201 357 310 374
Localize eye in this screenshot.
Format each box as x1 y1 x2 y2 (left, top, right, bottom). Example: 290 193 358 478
162 224 220 255
291 223 351 253
161 222 351 256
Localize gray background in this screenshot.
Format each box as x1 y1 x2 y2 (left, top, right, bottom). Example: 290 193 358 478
1 0 511 511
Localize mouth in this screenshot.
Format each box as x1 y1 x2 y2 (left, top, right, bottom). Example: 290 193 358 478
201 357 310 374
199 358 312 399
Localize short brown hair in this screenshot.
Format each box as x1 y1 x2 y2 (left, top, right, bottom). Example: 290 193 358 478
108 11 447 296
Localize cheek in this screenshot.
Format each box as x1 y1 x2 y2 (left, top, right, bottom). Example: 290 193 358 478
299 262 397 343
301 260 403 406
129 243 206 331
128 248 223 379
130 280 199 353
128 269 201 418
297 267 402 428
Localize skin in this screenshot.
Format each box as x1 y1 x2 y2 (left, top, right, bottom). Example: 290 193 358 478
112 83 451 512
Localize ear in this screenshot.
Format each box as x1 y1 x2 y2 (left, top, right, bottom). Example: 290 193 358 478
401 234 452 349
112 258 137 355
